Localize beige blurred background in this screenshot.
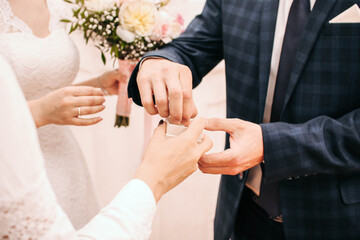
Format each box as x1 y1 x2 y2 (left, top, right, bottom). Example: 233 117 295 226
70 0 226 239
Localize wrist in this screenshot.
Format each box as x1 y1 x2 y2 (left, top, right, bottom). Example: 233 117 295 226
28 99 48 128
97 75 109 95
134 165 164 203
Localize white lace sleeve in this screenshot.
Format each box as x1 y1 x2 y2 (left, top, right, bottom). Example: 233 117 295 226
0 56 156 240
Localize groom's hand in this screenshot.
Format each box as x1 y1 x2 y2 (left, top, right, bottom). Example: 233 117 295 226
199 118 264 175
137 58 198 125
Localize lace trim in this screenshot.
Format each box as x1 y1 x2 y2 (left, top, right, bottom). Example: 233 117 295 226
0 0 70 35
0 175 58 239
0 0 32 34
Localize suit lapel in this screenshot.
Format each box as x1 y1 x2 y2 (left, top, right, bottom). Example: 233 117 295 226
258 0 279 122
281 0 338 117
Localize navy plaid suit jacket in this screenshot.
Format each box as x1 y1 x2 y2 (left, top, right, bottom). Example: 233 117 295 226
129 0 360 239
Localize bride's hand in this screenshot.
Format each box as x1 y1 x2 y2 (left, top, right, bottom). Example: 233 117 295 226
135 117 213 202
97 70 124 95
28 86 105 128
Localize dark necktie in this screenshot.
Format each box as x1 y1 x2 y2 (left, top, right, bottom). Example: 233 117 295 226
259 0 311 219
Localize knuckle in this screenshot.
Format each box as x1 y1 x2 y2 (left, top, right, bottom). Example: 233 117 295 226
138 72 156 83
64 87 74 95
137 75 145 83
155 98 167 107
179 64 190 72
142 100 154 109
161 67 170 75
182 89 192 100
184 65 191 73
182 135 196 145
61 98 72 107
182 113 191 121
169 88 182 99
171 113 182 120
231 158 242 167
158 111 169 118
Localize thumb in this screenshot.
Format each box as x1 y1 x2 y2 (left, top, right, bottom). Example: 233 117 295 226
180 117 205 141
196 134 213 156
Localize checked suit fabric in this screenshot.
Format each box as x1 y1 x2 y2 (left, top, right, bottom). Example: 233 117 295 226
259 0 311 219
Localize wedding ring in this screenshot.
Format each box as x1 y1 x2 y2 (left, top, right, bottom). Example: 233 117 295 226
78 107 81 116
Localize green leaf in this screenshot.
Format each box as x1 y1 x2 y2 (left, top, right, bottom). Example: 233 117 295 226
73 8 81 18
114 45 119 58
101 52 106 65
60 19 72 23
69 23 79 34
63 0 73 3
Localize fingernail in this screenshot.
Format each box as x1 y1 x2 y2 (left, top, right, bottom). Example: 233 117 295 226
158 119 164 126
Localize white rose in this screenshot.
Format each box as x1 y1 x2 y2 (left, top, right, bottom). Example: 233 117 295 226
84 0 116 12
116 26 136 43
119 1 158 36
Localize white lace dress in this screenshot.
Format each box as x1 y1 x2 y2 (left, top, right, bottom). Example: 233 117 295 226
0 0 100 229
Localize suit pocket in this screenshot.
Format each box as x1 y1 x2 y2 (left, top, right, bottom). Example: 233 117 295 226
322 23 360 36
339 174 360 205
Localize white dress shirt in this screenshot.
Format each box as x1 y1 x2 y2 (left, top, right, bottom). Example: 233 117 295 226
246 0 316 196
0 55 156 239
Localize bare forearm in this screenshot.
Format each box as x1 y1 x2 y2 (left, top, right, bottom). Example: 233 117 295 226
74 70 122 96
73 77 101 88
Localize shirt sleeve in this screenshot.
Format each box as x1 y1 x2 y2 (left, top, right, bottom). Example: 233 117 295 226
78 179 156 240
0 55 156 240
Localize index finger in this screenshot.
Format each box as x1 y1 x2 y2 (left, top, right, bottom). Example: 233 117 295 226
205 118 237 133
138 79 158 115
71 87 104 97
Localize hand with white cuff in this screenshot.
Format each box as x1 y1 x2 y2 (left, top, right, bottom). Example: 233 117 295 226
135 117 213 202
199 118 264 175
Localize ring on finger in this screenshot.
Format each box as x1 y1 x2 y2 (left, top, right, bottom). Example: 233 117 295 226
78 107 81 116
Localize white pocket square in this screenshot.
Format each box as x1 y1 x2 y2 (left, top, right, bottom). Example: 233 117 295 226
329 4 360 23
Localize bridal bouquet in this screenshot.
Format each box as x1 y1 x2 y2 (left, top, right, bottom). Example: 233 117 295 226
62 0 184 127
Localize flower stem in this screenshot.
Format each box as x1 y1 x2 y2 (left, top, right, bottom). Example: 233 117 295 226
114 115 130 127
